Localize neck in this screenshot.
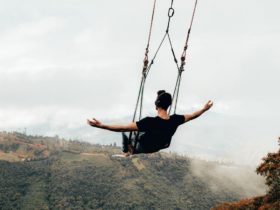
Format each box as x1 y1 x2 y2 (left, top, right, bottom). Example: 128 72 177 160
157 108 169 119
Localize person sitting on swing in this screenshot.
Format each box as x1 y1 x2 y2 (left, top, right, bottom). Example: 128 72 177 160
87 90 213 156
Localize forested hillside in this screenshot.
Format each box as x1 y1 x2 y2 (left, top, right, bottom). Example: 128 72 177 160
0 132 265 210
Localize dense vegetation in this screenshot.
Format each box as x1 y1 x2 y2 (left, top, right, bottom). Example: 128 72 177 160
213 138 280 210
0 132 265 210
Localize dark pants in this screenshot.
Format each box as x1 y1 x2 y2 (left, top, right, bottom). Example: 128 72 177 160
122 132 145 154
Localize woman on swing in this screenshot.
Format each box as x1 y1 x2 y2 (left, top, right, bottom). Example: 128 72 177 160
87 90 213 156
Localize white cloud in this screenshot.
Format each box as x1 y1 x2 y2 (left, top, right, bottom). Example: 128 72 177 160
0 0 279 164
15 17 64 37
0 16 64 57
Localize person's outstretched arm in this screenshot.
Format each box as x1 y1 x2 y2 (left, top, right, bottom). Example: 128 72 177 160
87 118 138 132
184 100 213 122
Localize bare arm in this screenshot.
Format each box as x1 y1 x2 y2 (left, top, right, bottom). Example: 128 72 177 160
184 100 213 122
87 118 138 132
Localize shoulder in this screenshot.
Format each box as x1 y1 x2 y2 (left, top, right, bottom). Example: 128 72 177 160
171 114 184 119
136 116 156 125
136 116 155 131
138 116 154 122
171 114 185 124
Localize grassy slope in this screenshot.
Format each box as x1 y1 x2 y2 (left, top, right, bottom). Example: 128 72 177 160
0 132 265 210
0 152 243 210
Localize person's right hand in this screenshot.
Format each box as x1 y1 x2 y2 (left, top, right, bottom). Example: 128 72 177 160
203 100 213 111
87 118 102 128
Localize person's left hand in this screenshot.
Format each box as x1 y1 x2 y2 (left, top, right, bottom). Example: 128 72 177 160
203 100 213 111
87 118 102 128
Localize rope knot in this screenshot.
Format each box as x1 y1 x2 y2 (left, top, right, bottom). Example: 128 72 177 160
180 59 186 72
145 48 149 56
144 59 149 66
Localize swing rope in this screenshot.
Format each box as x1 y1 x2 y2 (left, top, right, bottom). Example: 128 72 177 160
133 0 177 123
169 0 198 114
129 0 157 142
142 0 157 75
130 0 199 144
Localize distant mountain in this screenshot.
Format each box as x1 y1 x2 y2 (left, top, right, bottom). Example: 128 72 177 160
0 132 266 210
17 112 278 165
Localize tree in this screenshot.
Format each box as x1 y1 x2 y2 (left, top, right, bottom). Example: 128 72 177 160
256 137 280 203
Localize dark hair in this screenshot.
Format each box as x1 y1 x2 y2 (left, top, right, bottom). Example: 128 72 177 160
155 90 172 110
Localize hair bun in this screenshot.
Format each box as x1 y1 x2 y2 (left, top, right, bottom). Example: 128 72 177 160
155 90 172 110
157 90 166 96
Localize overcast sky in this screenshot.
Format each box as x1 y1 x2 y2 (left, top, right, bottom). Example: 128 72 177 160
0 0 279 165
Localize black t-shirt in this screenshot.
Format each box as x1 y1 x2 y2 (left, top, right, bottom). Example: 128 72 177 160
136 114 185 153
